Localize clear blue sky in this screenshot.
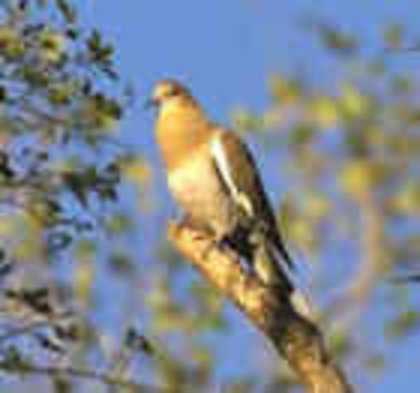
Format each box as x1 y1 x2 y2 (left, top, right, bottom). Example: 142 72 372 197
80 1 419 391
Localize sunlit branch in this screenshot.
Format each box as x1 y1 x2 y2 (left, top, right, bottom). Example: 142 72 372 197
169 221 354 393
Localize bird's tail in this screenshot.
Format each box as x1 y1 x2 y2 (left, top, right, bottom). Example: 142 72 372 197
252 238 314 320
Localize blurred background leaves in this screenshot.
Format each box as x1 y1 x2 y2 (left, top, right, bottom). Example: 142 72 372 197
0 1 419 393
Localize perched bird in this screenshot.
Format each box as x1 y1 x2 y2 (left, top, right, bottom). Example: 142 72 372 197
148 79 298 299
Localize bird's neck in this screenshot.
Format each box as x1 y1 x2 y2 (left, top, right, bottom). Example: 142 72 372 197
156 100 212 170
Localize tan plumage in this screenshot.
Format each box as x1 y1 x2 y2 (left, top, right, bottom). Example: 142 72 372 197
149 79 296 294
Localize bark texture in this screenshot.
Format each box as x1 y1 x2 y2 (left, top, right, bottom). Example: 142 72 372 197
168 221 354 393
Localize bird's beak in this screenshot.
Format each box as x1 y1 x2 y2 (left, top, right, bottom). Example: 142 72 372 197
144 97 158 110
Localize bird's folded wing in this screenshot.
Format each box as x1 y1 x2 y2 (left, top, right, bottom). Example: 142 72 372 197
210 128 295 269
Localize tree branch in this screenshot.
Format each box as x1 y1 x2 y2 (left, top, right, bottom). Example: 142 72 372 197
0 360 164 392
168 221 354 393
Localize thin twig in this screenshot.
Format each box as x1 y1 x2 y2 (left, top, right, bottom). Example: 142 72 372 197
0 320 51 345
0 360 166 392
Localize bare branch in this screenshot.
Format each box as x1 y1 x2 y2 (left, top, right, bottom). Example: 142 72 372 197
168 221 354 393
0 320 50 344
0 360 165 392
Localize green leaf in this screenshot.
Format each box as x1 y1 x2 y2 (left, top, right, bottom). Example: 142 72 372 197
56 0 77 24
385 310 420 339
384 24 404 50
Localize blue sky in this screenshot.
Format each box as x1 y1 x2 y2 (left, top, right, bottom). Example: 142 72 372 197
78 1 420 391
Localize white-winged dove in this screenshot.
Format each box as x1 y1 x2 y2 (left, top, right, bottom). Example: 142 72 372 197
149 79 298 297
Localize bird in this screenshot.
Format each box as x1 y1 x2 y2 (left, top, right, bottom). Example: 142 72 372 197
148 79 299 301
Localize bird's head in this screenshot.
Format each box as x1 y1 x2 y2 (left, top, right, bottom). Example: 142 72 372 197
146 79 195 109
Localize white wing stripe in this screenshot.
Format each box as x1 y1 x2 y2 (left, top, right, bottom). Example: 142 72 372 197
211 135 254 216
211 135 240 198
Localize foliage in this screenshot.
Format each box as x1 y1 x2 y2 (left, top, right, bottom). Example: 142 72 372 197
0 2 226 392
0 0 146 390
232 17 420 387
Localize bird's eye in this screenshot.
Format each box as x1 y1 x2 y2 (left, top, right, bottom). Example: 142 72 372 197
167 86 179 97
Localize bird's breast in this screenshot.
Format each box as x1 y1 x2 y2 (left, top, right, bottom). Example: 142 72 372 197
167 148 236 237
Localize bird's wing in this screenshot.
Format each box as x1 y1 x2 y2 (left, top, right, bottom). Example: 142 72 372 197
210 128 295 269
